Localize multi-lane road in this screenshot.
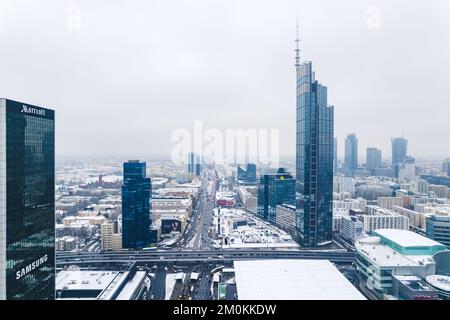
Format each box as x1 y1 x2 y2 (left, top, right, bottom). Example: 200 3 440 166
56 249 355 266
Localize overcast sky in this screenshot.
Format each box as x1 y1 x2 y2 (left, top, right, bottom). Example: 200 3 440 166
0 0 449 160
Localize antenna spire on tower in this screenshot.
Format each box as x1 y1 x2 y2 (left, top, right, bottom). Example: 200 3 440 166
295 17 301 68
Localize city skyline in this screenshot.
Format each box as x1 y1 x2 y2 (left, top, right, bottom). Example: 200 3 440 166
1 1 449 159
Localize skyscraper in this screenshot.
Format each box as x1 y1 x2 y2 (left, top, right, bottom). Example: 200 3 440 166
334 137 338 174
391 137 408 177
366 147 382 175
344 133 358 176
295 26 334 247
257 168 295 223
187 152 201 176
0 99 55 300
122 160 152 249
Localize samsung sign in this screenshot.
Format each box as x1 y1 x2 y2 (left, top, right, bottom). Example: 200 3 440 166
15 254 49 280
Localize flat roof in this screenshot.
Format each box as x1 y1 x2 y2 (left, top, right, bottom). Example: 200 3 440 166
374 229 445 248
234 260 365 300
356 237 435 267
115 271 147 300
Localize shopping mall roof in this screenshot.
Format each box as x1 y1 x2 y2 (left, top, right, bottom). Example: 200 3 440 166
234 260 365 300
373 229 447 255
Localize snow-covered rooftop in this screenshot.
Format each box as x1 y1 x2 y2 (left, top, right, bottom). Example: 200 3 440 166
234 260 365 300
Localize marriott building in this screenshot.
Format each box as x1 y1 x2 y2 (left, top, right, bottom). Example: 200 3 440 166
0 99 55 300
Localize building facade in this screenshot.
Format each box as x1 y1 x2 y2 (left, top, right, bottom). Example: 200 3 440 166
122 161 152 249
426 215 450 248
340 216 364 243
0 99 55 300
275 204 296 234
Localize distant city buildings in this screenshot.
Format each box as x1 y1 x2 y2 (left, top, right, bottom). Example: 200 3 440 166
122 160 152 249
344 133 358 177
0 99 55 300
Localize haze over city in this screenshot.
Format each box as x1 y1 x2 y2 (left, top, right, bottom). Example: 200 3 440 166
0 0 449 159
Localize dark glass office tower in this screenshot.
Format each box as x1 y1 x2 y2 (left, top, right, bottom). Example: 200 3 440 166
295 59 334 247
122 161 151 249
257 168 295 223
0 99 55 300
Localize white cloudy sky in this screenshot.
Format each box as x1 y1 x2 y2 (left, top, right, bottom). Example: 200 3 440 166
0 0 449 160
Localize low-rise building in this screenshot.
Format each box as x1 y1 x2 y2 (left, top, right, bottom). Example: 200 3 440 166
355 229 447 299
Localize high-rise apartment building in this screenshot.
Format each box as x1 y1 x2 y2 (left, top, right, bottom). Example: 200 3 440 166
0 99 55 300
122 160 152 249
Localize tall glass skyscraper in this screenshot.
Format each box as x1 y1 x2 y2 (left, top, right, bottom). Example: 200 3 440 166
391 137 408 178
187 152 201 176
122 160 152 249
257 168 295 223
0 99 55 300
344 133 358 176
295 56 334 246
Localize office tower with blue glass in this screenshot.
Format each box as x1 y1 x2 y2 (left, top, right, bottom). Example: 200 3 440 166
344 133 358 176
0 99 55 300
391 137 408 177
122 160 152 249
295 29 334 247
257 168 295 223
366 147 382 175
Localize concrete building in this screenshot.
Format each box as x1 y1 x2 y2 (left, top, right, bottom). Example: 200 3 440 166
362 206 409 233
101 222 122 251
340 216 365 243
56 269 149 300
275 204 296 234
426 215 450 248
377 196 405 210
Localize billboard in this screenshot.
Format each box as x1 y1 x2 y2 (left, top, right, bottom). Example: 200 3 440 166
161 219 182 234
